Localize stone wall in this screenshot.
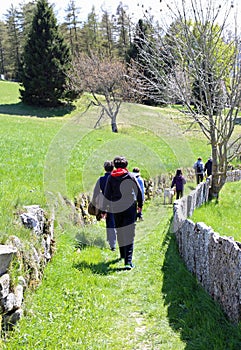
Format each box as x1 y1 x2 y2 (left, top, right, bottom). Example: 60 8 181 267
0 195 90 334
172 170 241 323
0 205 55 333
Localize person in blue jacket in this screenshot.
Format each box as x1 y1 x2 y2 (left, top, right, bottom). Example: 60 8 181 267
103 156 143 270
193 157 205 184
132 167 145 220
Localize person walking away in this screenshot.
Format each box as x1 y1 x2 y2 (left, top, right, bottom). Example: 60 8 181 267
204 157 212 177
132 167 145 220
103 156 143 270
92 161 117 251
171 169 186 199
193 157 204 184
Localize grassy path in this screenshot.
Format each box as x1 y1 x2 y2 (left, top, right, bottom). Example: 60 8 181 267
3 198 241 349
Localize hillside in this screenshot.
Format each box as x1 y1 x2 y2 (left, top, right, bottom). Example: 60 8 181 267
1 81 241 349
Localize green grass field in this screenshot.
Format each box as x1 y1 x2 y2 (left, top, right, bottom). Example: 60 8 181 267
192 181 241 241
1 81 241 349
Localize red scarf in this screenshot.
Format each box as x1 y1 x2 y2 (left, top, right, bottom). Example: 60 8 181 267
111 168 128 177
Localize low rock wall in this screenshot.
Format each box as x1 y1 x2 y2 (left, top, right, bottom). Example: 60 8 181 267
0 195 89 334
0 205 55 333
172 170 241 323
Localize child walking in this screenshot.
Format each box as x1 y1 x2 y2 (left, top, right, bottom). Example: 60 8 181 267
171 169 186 199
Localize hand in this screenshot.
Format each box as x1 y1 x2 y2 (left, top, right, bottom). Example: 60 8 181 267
137 207 142 213
101 212 107 219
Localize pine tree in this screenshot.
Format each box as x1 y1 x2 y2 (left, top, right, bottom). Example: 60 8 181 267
63 0 81 55
0 21 7 77
5 5 22 80
20 0 70 107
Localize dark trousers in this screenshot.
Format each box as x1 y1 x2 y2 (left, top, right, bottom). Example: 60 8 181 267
196 174 204 184
106 213 116 249
114 204 136 265
176 190 183 199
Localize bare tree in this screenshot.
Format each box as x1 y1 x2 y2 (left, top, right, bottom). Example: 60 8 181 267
68 52 130 132
128 0 241 198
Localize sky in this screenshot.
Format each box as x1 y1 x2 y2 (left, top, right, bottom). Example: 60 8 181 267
0 0 163 22
0 0 239 27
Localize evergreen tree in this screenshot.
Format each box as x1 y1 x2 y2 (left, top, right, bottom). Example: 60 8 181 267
80 6 100 55
5 5 22 80
20 0 70 106
127 19 161 105
0 21 7 77
63 0 81 55
115 2 131 59
99 9 114 57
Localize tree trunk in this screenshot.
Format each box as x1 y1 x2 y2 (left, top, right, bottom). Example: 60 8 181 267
209 143 227 200
209 173 226 200
111 121 118 133
111 111 118 132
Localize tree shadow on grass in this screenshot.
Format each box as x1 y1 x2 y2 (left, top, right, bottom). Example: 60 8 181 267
0 102 75 118
73 258 127 275
161 226 241 350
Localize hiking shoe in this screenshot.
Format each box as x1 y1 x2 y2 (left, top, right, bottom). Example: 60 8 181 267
110 247 116 251
124 263 135 270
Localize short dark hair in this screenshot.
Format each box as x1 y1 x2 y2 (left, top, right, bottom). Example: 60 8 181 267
104 160 114 172
132 167 140 173
113 156 128 169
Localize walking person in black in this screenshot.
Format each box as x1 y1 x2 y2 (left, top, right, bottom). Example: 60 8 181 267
204 157 212 177
92 160 117 251
103 156 143 270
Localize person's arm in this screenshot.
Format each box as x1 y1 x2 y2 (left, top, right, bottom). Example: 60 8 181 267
135 178 143 209
139 178 145 201
102 176 112 214
92 179 100 206
171 177 175 188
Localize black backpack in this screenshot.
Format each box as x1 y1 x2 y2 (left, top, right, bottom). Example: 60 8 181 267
196 162 203 173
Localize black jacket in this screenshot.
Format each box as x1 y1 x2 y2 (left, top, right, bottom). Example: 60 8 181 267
103 169 143 214
204 160 212 176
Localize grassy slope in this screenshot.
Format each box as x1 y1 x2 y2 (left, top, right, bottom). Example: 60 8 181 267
1 82 241 349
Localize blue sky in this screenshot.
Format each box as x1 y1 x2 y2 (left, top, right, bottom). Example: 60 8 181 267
1 1 239 29
0 0 162 22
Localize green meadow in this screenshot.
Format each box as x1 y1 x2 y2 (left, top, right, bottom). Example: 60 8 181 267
192 181 241 242
1 81 241 349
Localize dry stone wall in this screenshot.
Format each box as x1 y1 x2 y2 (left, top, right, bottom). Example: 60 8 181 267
0 205 55 333
0 195 90 334
172 170 241 323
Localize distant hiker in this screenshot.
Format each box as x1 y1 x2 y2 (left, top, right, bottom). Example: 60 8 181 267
171 169 186 199
204 157 213 177
103 156 143 270
193 157 205 184
92 160 117 251
132 167 145 220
